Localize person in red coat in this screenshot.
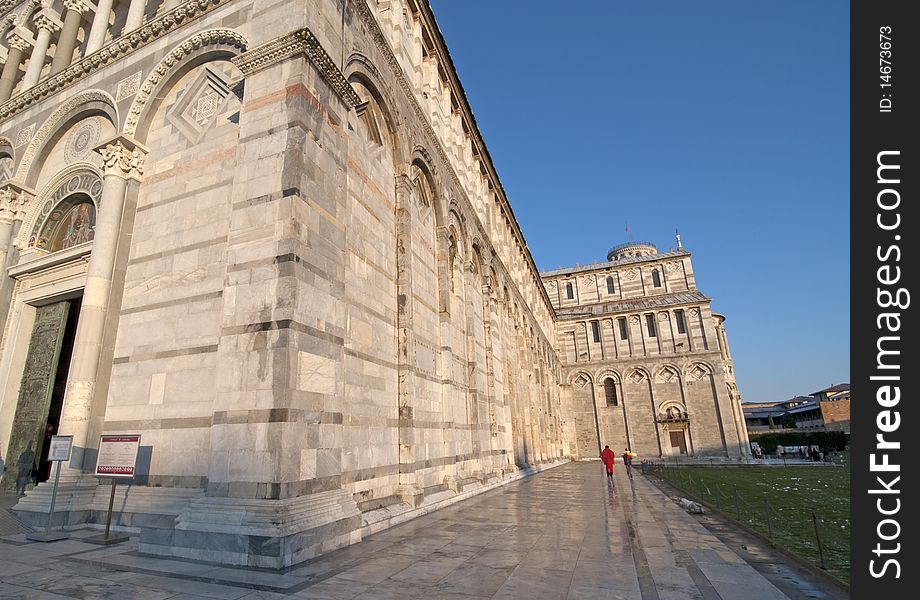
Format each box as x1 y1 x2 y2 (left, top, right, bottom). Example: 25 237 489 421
600 445 616 479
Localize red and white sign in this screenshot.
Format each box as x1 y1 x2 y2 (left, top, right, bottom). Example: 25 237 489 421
94 434 141 478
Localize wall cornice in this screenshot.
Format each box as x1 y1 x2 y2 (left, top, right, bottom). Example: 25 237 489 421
0 0 232 123
232 27 361 107
352 0 557 342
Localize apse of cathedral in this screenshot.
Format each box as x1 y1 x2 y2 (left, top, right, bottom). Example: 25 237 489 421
0 1 748 567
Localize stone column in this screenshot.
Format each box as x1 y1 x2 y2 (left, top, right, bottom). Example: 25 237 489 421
23 12 63 90
393 173 424 506
57 137 145 469
0 183 31 372
51 0 88 74
85 0 116 54
0 34 29 103
0 189 19 273
125 0 147 31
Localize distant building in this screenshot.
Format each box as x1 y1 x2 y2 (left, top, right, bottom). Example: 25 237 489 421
810 384 850 433
542 239 750 460
743 384 850 434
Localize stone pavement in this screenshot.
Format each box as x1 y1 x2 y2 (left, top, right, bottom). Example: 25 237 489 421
0 462 844 599
0 493 31 537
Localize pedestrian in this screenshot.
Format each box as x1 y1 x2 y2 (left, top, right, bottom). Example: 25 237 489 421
15 440 36 497
622 448 634 479
600 445 616 480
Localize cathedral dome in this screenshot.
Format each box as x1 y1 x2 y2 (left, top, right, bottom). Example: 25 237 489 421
606 241 659 262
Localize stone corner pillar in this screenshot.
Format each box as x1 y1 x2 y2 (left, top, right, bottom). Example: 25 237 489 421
56 135 146 473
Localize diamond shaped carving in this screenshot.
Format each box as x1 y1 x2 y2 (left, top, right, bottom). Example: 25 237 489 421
166 66 233 143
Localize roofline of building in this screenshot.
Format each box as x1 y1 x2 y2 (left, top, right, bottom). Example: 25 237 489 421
419 1 556 317
541 249 691 278
809 383 851 395
554 290 711 321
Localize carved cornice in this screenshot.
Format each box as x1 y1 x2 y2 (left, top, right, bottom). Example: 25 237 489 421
0 0 232 123
124 28 248 137
232 27 361 107
61 0 88 12
6 30 31 52
0 180 32 223
33 9 62 33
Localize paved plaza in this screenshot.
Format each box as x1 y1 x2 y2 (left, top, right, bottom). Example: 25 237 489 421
0 463 845 599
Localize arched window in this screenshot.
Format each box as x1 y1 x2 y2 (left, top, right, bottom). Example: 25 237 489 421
350 79 388 147
604 378 618 406
652 269 662 288
565 282 574 299
606 276 615 294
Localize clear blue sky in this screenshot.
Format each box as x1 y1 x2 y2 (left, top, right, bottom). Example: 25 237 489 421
429 1 849 404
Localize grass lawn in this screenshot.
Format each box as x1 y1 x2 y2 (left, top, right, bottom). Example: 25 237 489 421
649 464 850 582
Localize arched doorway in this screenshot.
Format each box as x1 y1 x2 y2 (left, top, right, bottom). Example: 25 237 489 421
2 175 100 492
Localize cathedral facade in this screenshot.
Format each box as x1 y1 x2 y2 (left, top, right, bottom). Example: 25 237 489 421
0 1 746 567
544 240 749 462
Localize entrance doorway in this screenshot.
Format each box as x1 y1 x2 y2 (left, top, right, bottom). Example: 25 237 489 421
669 429 688 455
3 296 81 491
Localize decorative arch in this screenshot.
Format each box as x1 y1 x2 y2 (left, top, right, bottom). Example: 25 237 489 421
655 365 681 384
686 361 715 381
125 29 249 141
409 148 444 224
469 243 484 277
0 136 13 159
16 165 104 251
487 265 499 297
344 53 401 151
0 13 14 33
15 90 118 188
594 367 622 384
624 366 651 385
568 370 593 388
0 136 13 181
446 207 467 256
657 400 689 421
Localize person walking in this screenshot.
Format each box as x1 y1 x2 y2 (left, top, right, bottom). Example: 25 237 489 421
15 441 36 497
601 445 616 480
622 448 634 479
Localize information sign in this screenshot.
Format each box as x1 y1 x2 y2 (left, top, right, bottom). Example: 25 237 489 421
47 435 73 462
94 434 141 478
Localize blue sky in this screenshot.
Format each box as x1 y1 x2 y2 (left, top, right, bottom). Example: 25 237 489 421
429 1 850 404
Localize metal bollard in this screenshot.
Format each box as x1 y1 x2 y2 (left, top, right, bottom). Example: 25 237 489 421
765 499 774 540
812 513 828 569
